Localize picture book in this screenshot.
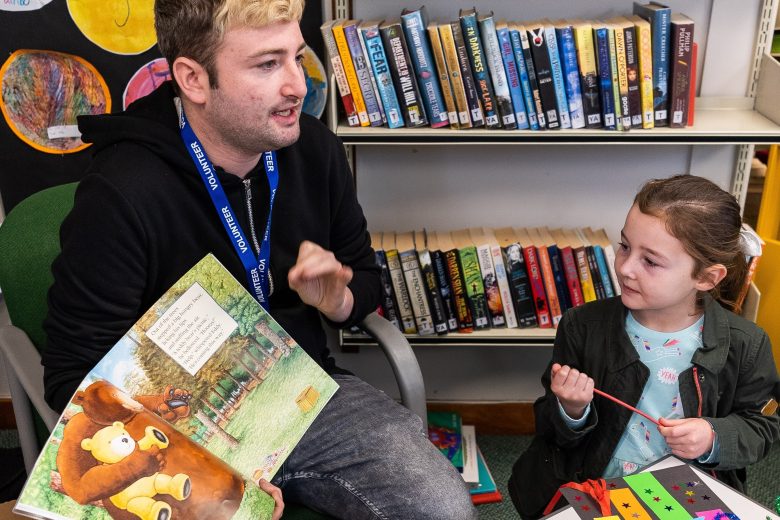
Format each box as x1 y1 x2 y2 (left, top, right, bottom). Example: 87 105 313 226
14 254 340 520
470 448 502 505
427 411 463 472
460 425 479 488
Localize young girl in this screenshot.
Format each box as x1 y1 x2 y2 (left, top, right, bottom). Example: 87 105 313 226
508 174 780 519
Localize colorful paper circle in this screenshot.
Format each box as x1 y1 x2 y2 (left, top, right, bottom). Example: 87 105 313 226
67 0 156 55
0 49 111 154
123 58 171 110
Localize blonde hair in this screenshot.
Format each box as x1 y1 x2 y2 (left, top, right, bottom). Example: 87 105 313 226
155 0 304 86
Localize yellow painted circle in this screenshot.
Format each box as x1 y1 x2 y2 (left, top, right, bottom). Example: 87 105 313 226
67 0 156 55
0 50 111 154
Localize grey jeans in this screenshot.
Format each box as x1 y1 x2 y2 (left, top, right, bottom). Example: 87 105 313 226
271 374 478 519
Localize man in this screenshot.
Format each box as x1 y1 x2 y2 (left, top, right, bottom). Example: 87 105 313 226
42 0 477 518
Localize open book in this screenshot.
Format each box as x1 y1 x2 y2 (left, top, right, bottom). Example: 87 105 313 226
14 254 339 520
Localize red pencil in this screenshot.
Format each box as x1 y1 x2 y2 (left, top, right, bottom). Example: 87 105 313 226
593 388 660 426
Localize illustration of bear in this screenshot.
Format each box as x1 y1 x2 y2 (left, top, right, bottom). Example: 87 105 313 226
57 380 244 520
80 421 191 520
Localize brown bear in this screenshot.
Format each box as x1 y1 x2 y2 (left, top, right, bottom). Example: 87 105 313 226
57 380 244 520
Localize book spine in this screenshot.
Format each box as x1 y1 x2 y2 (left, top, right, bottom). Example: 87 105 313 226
556 25 586 129
418 249 450 334
428 24 461 127
451 21 485 127
688 42 697 126
536 245 563 326
497 25 530 130
501 245 538 328
573 24 602 128
519 28 547 128
509 27 540 130
624 24 643 127
459 246 491 329
376 250 401 330
522 245 552 328
585 245 606 300
490 244 519 328
607 26 624 131
445 249 475 331
385 249 418 333
332 22 370 126
476 244 506 328
431 250 460 331
362 24 405 129
574 247 598 302
559 246 585 307
358 25 388 126
544 25 571 129
594 27 616 130
479 15 518 129
635 3 671 126
527 25 560 129
439 23 473 127
402 9 450 128
612 24 632 130
593 245 615 298
380 22 429 128
461 10 501 128
601 242 621 295
548 245 571 312
669 19 693 128
400 249 436 335
321 22 360 127
344 22 384 126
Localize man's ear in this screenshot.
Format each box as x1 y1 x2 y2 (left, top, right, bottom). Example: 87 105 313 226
171 56 211 105
695 263 727 291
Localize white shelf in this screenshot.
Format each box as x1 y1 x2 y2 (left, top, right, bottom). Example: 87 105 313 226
334 98 780 146
343 326 556 348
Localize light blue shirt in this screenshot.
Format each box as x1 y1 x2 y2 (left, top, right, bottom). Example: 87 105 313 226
559 312 719 478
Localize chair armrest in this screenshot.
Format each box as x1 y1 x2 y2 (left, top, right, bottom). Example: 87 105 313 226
0 325 60 430
358 312 427 430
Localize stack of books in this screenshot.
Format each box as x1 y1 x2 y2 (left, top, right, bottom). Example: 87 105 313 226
427 411 502 505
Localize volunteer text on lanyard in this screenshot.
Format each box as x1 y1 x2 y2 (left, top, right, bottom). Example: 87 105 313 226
178 102 278 310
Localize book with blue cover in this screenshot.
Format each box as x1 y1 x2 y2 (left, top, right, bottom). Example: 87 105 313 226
360 20 404 129
380 19 428 128
496 20 530 130
633 1 671 127
543 23 571 129
478 12 519 129
460 7 501 128
593 24 617 130
508 23 540 130
554 21 586 129
343 19 385 127
401 6 450 128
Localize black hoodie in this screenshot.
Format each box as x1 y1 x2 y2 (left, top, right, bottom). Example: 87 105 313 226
42 82 380 412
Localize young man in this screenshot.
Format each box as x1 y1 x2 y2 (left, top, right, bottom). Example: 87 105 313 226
42 0 477 518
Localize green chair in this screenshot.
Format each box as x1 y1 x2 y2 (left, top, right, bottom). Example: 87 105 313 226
0 182 426 518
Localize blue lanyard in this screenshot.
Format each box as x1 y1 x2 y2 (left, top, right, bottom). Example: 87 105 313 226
178 105 278 310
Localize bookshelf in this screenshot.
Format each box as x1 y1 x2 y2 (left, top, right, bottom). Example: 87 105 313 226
322 0 780 404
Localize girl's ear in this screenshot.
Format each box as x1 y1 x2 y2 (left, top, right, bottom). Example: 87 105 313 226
695 264 727 291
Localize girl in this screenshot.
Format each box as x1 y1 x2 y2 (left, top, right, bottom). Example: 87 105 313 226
508 174 780 519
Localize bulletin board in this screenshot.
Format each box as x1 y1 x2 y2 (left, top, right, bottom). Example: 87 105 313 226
0 0 324 213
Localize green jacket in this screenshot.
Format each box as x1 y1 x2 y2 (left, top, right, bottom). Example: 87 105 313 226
509 295 780 519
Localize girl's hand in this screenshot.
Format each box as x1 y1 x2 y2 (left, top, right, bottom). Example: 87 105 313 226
657 417 715 460
551 363 594 420
257 479 284 520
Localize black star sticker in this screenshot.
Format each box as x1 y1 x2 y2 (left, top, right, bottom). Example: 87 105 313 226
702 495 711 500
644 488 653 494
622 502 630 509
665 505 673 511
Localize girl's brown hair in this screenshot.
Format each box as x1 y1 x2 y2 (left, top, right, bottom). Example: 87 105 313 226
634 174 748 313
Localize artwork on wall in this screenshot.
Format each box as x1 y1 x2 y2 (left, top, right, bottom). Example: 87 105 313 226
66 0 156 55
123 58 171 110
0 49 110 154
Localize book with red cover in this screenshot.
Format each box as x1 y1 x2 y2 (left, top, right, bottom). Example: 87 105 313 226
549 228 585 308
515 227 552 329
527 227 563 327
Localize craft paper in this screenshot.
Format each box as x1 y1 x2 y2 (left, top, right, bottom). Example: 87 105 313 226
648 465 731 516
0 49 110 153
608 488 655 519
623 472 692 519
123 58 171 109
67 0 156 54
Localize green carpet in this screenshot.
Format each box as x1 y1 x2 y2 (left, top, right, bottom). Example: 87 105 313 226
476 434 780 519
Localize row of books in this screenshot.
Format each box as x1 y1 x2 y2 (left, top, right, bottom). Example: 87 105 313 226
371 227 620 337
321 2 695 132
427 412 501 505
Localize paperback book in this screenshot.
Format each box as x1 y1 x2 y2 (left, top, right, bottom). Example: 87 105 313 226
14 254 339 520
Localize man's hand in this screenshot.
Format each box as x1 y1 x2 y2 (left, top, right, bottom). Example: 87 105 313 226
657 417 715 460
288 241 354 322
551 363 594 420
257 479 284 520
